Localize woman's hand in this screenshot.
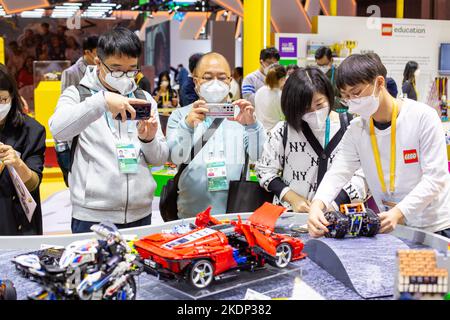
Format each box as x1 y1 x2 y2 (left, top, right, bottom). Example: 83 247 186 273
307 200 330 238
379 207 405 234
282 190 311 213
0 144 22 168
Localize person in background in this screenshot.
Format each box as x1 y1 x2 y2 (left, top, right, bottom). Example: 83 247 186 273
315 47 336 84
179 53 204 107
167 52 265 218
230 67 243 101
286 64 299 77
402 61 420 101
153 71 179 109
37 43 50 61
19 29 38 59
61 35 98 92
135 71 152 94
17 57 34 89
176 64 189 87
39 22 54 45
6 41 25 80
65 36 82 65
254 64 286 131
256 67 367 213
56 25 68 47
0 64 46 235
242 47 280 105
308 54 450 238
49 27 169 233
48 35 66 61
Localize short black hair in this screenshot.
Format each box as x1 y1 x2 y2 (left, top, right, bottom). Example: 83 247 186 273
82 35 99 51
188 53 204 73
286 64 299 72
260 47 280 62
234 67 243 77
336 54 387 91
0 64 24 128
97 27 141 60
281 66 334 132
315 46 333 61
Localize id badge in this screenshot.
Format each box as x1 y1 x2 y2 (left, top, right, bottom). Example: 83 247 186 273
116 143 138 174
206 160 228 192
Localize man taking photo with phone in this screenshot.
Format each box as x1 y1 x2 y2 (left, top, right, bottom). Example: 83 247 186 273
50 27 169 233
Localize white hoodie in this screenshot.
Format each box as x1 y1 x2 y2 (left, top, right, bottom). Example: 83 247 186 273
314 99 450 233
49 66 169 224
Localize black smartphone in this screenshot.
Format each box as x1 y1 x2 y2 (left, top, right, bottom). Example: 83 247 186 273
115 103 152 121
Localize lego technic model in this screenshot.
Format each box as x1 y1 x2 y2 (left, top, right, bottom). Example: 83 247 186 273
396 250 450 300
134 202 306 289
12 223 142 300
324 203 380 239
0 280 17 300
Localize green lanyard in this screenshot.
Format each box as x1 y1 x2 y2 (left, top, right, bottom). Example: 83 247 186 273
324 117 330 148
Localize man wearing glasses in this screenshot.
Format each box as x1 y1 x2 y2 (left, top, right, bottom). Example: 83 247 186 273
166 52 266 218
50 27 169 233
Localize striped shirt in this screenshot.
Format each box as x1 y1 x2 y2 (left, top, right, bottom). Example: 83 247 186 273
242 69 265 105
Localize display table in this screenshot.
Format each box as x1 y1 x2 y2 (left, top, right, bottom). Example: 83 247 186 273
1 213 449 300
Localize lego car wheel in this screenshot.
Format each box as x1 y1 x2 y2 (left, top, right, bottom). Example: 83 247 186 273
189 260 214 289
271 243 292 268
324 211 349 239
359 208 381 237
0 280 17 300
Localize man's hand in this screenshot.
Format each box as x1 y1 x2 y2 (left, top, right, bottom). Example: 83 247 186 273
185 100 208 128
283 190 311 213
379 207 405 234
307 200 330 238
137 109 158 142
104 91 147 122
229 99 256 126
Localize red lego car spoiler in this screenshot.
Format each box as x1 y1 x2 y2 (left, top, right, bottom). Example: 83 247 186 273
248 202 286 231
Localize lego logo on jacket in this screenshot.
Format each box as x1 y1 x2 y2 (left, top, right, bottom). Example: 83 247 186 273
403 149 419 164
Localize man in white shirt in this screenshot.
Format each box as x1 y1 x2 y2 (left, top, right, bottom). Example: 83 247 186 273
308 54 450 238
242 47 280 105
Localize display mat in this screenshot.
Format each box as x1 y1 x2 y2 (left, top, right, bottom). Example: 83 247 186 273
304 235 409 299
0 234 429 300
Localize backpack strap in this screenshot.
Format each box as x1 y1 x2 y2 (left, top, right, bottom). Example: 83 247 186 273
69 84 92 172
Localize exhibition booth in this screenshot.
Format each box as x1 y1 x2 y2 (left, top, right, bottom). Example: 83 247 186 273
0 1 450 305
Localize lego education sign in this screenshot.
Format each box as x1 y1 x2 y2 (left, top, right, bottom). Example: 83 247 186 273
278 37 298 58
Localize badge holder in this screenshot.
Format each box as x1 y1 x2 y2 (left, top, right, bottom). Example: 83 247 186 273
206 151 228 192
116 143 139 174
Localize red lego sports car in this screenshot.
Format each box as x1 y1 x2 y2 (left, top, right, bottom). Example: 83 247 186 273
134 202 306 289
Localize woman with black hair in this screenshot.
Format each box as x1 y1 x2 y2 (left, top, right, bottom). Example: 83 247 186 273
152 71 178 108
256 67 367 213
308 54 450 238
402 61 419 101
0 64 45 235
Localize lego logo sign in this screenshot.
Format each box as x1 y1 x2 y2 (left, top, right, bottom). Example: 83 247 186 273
403 150 419 164
382 24 393 36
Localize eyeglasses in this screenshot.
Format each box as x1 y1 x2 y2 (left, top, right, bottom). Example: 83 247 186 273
100 59 139 78
340 83 372 106
197 75 231 82
0 97 11 104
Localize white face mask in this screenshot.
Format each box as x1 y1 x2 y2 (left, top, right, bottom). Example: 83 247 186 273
346 81 380 120
100 65 136 95
318 65 331 75
262 63 275 76
199 79 230 103
302 106 330 130
161 80 169 88
0 103 12 121
414 69 421 79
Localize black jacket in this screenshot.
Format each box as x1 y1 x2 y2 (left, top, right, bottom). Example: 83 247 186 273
0 115 46 235
402 80 417 101
179 77 199 107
